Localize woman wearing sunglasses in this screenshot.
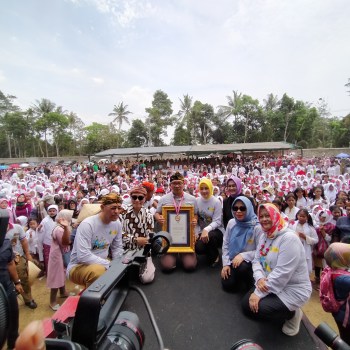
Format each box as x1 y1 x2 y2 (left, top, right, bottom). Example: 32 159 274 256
221 196 262 293
242 203 312 336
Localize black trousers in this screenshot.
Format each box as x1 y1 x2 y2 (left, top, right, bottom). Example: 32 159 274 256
221 261 254 293
242 287 294 323
0 279 19 349
195 229 223 265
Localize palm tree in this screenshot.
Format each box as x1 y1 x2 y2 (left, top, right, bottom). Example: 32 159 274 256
177 94 193 124
176 94 193 145
108 102 132 132
33 98 56 157
218 90 242 123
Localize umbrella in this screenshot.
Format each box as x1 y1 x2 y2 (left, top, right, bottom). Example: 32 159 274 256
20 163 30 168
9 164 20 169
0 165 8 170
335 153 350 158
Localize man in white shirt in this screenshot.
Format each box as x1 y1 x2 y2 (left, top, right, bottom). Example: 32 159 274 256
67 193 123 288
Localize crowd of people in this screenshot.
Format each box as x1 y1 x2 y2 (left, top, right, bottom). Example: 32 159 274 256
0 152 350 349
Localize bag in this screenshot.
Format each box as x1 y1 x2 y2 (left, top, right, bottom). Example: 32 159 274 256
28 260 41 286
319 266 350 327
139 256 155 284
314 236 328 258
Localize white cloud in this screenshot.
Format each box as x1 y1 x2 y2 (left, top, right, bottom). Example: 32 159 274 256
121 85 153 120
0 70 5 82
91 77 105 84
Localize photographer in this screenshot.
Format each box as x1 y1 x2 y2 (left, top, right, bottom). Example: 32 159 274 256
67 193 124 288
0 214 24 349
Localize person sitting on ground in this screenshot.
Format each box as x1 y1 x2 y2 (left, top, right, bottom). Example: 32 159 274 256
154 172 198 272
242 203 312 336
195 178 224 267
122 185 155 283
221 196 262 293
323 242 350 345
67 193 124 288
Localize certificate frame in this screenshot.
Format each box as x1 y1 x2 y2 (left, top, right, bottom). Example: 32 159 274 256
162 205 195 253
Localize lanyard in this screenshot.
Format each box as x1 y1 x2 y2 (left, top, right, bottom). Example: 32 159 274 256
173 195 184 222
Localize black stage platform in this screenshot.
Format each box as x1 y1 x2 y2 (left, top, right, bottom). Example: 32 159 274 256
120 257 327 350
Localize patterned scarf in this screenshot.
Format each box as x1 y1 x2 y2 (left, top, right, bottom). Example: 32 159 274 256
258 203 288 239
324 243 350 270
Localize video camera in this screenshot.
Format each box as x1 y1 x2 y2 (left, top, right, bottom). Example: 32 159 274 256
0 230 172 350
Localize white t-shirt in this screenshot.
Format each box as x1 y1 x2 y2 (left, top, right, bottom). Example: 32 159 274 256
67 214 123 275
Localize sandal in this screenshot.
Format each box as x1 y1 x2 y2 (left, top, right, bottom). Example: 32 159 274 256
49 304 60 311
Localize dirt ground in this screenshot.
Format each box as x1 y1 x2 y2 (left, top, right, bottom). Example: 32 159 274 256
15 275 338 343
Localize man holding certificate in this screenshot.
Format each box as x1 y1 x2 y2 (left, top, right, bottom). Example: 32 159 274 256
154 172 198 271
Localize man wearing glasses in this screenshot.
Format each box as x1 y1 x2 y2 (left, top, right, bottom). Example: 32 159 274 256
122 186 154 251
67 193 124 288
155 172 198 271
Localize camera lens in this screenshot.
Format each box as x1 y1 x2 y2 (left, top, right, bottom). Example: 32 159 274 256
231 339 263 350
105 311 145 350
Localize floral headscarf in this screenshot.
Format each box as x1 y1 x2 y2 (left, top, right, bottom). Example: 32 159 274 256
258 202 288 239
324 243 350 270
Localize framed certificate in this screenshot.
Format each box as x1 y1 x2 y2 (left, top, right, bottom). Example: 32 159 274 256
162 205 195 253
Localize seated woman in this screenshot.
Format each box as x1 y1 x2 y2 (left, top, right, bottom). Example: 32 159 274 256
195 178 224 267
221 196 262 293
323 242 350 344
242 203 312 336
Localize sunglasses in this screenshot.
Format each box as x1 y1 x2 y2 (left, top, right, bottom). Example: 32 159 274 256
232 206 247 212
131 195 145 201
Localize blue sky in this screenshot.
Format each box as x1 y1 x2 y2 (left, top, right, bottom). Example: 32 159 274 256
1 0 350 140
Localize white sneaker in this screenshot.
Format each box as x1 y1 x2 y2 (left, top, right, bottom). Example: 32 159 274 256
282 308 303 336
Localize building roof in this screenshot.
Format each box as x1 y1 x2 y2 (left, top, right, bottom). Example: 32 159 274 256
94 141 298 158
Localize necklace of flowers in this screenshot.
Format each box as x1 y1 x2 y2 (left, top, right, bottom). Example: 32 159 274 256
259 238 272 257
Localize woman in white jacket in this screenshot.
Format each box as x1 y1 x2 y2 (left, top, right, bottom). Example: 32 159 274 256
242 203 312 336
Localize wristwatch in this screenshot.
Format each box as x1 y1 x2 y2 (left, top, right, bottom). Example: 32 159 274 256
14 279 21 285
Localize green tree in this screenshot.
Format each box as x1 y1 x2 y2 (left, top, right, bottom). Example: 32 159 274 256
173 94 193 145
108 102 132 148
145 90 173 146
125 119 148 148
33 99 58 156
234 95 263 143
190 101 215 144
0 112 29 157
45 112 70 156
218 90 242 123
84 122 113 154
0 90 19 117
172 123 191 145
67 112 86 155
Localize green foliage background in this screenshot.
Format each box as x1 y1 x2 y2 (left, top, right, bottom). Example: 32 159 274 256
0 88 349 158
